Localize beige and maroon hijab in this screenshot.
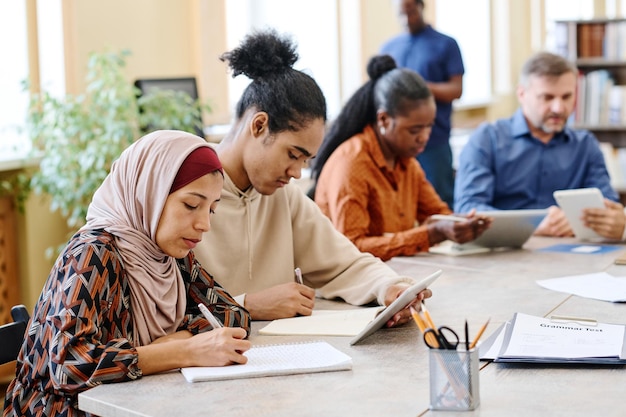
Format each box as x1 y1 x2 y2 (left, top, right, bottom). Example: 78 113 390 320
83 130 222 346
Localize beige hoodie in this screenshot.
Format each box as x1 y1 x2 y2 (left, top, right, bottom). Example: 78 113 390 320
193 173 416 307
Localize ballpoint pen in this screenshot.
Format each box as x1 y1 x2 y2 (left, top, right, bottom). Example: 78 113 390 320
294 267 304 285
198 303 223 329
465 320 470 351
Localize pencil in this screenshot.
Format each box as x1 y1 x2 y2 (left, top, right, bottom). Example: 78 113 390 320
469 318 490 349
420 303 437 331
410 306 439 348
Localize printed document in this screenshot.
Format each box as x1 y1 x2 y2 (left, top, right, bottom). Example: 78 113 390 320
499 313 625 361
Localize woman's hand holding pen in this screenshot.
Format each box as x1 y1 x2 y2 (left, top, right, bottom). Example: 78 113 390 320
137 327 251 374
383 284 432 328
186 328 251 366
244 283 316 320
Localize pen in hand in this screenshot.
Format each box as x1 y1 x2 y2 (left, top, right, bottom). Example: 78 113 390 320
294 267 304 285
198 303 223 329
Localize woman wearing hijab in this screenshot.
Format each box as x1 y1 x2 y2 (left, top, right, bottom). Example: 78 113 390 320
3 130 251 417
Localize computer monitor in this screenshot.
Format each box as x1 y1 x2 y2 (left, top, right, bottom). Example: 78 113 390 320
134 77 204 138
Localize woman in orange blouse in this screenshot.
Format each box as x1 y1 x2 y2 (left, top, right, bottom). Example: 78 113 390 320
312 55 490 261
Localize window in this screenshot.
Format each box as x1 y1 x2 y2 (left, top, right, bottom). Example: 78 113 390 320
0 0 64 163
435 0 491 108
0 0 29 160
225 0 342 119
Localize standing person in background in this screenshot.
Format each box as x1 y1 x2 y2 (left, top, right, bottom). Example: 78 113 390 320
380 0 464 209
4 131 251 417
312 55 489 261
193 29 433 324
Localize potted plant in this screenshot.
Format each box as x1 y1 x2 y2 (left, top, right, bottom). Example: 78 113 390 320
24 49 209 251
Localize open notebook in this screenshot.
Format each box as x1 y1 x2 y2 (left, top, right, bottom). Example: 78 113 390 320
258 270 441 345
259 307 384 337
180 341 352 382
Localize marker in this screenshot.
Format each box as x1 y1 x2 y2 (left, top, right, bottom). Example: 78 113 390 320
198 303 223 329
294 267 304 285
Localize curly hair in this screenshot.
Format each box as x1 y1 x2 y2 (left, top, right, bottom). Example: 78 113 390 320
220 29 327 133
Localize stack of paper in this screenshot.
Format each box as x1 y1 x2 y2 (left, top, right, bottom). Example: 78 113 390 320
479 313 626 364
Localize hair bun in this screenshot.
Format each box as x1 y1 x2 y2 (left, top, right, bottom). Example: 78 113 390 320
220 29 298 80
366 55 397 81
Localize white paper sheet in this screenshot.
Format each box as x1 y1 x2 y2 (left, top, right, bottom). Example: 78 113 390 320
500 313 625 360
536 272 626 302
258 307 384 336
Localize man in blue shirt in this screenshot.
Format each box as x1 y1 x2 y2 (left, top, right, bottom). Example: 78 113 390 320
455 51 618 237
380 0 463 209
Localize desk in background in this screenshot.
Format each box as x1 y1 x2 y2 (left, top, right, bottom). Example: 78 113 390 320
78 237 626 417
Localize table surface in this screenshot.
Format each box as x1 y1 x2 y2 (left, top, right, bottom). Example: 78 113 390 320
78 237 626 417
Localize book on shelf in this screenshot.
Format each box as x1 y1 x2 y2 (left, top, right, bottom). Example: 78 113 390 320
577 22 605 58
555 19 626 61
554 21 578 61
577 70 616 126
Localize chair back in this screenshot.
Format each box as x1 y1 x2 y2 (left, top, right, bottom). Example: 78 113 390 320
0 305 29 365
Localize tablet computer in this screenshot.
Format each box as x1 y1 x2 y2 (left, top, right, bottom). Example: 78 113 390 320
553 188 605 240
349 269 441 345
430 209 548 255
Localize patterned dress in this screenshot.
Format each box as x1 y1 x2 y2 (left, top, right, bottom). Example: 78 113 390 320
3 229 250 417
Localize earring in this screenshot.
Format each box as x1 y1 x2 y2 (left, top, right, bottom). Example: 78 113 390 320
380 126 386 136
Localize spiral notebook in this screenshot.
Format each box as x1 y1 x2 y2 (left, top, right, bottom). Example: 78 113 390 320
180 341 352 382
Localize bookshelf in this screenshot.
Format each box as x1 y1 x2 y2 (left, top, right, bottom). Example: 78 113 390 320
554 18 626 197
554 18 626 149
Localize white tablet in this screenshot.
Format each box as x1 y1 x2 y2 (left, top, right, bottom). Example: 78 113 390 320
349 269 441 345
553 188 605 240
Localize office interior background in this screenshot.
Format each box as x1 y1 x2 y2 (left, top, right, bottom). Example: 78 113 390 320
1 0 626 312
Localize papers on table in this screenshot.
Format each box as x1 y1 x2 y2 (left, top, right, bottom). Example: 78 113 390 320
479 313 626 364
536 272 626 302
258 307 384 336
180 341 352 382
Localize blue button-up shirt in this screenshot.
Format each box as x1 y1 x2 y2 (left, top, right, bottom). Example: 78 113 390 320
454 108 618 213
380 25 464 148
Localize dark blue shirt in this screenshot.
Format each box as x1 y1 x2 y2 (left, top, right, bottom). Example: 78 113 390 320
380 25 464 147
454 108 618 213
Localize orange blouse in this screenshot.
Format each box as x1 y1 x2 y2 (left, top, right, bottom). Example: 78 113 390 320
315 125 451 261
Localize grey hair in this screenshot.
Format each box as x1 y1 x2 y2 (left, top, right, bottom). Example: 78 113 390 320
519 51 578 87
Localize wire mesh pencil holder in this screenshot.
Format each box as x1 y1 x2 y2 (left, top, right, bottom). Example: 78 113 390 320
428 348 480 411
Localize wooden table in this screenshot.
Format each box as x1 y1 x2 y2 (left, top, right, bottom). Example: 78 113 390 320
78 237 626 417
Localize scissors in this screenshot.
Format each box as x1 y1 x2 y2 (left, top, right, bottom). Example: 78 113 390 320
423 326 460 350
